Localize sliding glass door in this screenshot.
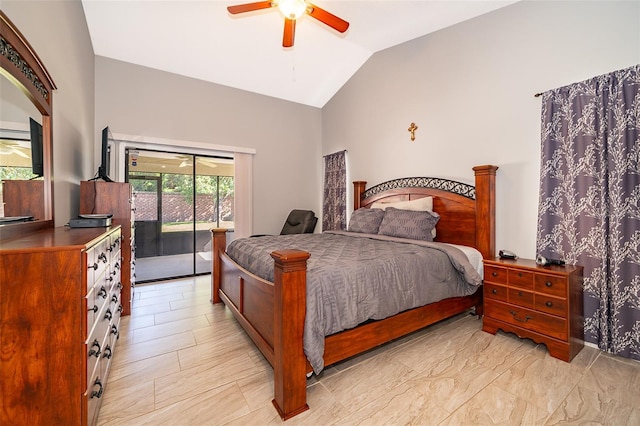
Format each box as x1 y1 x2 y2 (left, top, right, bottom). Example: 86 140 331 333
126 148 234 283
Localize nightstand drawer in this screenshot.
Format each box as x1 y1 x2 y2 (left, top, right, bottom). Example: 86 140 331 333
535 274 567 298
485 301 567 341
508 287 534 309
508 269 534 289
484 283 508 302
484 265 507 284
534 294 567 317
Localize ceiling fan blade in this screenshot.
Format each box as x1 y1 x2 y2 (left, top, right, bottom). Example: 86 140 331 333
227 1 274 14
306 3 349 33
283 18 295 47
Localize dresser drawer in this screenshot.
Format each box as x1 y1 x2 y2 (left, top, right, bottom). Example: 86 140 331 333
534 294 567 317
508 287 534 309
508 269 534 289
484 265 508 284
535 274 567 298
484 282 508 302
484 300 567 341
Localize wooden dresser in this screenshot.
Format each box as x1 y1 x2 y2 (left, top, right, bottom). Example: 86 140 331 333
482 257 584 361
0 225 123 425
80 181 135 315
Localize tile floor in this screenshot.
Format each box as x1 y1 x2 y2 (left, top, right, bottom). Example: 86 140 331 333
97 276 640 425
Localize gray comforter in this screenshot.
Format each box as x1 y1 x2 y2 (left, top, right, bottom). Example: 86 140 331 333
225 231 482 374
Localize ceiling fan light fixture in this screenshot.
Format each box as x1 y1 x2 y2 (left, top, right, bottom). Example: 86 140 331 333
277 0 307 20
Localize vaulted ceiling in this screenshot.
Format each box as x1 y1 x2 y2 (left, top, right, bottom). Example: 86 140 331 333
81 1 517 108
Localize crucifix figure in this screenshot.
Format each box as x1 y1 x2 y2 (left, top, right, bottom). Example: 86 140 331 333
408 122 418 141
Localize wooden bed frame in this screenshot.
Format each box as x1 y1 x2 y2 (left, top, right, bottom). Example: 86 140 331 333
211 165 497 420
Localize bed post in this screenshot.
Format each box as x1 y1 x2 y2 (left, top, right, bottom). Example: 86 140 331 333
271 249 311 420
472 165 498 260
211 228 227 304
353 181 367 210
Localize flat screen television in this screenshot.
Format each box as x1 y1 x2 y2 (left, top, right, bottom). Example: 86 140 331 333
98 126 113 182
29 117 43 178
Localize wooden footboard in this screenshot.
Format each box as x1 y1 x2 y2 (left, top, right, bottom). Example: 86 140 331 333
211 165 497 420
212 229 310 419
212 229 483 420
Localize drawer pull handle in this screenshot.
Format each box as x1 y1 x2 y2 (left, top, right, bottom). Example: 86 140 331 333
111 294 119 303
491 289 498 294
546 301 553 307
91 378 103 399
98 287 108 299
518 272 523 277
509 310 532 323
89 339 101 358
102 345 113 360
518 291 523 297
545 281 553 287
111 325 120 339
88 305 98 313
492 272 497 277
104 309 113 321
88 263 98 271
98 253 107 263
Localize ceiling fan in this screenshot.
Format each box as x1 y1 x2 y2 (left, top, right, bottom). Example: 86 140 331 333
227 0 349 47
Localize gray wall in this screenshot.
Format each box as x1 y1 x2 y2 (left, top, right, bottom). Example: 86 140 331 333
2 0 96 226
94 57 322 235
322 1 640 259
3 0 638 250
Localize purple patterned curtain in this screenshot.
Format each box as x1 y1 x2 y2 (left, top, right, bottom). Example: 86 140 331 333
537 64 640 361
322 150 347 231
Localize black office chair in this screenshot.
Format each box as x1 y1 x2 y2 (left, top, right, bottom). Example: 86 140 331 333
280 209 318 235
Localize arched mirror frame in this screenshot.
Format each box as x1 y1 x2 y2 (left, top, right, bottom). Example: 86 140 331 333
0 10 56 238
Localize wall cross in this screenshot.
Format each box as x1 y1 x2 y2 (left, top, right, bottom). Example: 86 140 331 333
407 122 418 141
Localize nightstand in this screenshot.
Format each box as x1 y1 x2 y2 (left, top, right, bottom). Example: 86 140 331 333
482 257 584 362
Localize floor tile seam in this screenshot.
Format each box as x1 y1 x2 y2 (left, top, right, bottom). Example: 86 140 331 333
118 334 198 365
154 308 218 324
130 315 211 344
424 362 498 421
311 381 352 423
151 372 253 412
490 378 554 417
316 347 390 381
540 377 584 425
169 300 212 311
123 315 157 331
341 380 421 421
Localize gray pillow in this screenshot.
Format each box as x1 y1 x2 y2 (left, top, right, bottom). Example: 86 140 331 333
348 208 385 234
377 207 440 241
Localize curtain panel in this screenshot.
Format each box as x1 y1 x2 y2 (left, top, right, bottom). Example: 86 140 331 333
233 152 254 239
537 64 640 360
322 150 347 231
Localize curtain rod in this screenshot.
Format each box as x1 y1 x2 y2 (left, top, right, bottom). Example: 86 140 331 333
323 149 347 158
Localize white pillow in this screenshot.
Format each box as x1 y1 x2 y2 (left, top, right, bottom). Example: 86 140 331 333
371 196 433 212
370 196 436 237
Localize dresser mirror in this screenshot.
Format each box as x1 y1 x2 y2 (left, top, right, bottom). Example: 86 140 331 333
0 10 56 237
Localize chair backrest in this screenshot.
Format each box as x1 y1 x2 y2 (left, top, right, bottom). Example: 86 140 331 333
280 209 318 235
